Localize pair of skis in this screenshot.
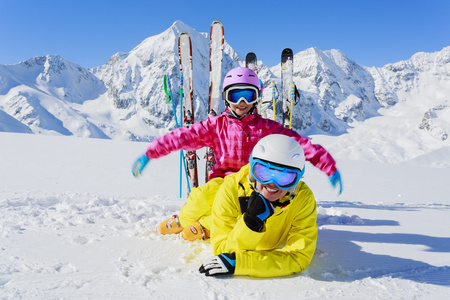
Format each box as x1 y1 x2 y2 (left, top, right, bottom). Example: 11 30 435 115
174 21 224 196
244 52 265 116
281 48 300 128
245 49 299 128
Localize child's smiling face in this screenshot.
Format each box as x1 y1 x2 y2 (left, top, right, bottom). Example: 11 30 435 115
256 182 289 202
229 100 253 116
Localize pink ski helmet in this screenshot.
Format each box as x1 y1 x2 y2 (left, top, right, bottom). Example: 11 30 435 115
222 67 261 95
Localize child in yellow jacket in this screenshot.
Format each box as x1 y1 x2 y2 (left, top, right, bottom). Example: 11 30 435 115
199 134 317 277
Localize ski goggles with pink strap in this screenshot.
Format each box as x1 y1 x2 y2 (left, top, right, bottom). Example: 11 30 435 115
250 157 304 190
223 85 259 105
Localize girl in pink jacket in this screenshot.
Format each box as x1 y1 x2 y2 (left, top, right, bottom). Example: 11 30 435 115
132 67 342 240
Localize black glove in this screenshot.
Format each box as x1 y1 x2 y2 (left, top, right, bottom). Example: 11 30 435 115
244 191 275 232
199 253 236 276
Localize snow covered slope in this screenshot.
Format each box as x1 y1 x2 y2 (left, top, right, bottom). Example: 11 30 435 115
0 132 449 299
310 49 450 165
0 55 108 137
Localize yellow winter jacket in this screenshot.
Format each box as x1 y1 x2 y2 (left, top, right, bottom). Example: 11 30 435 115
210 164 318 278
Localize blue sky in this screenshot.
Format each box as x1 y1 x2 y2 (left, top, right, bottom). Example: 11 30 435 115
1 0 449 69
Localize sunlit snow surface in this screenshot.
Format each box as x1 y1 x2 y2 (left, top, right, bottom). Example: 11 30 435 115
0 132 449 299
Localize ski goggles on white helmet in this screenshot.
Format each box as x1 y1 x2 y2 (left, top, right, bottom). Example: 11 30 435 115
224 85 259 105
250 157 304 190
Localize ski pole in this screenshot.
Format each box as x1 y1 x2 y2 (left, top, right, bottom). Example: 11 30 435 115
163 75 191 197
272 82 276 121
178 72 191 195
289 83 295 129
178 74 183 198
164 75 180 127
168 74 183 198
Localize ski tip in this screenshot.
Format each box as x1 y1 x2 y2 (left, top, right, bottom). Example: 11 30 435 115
282 48 293 55
178 32 192 48
210 20 224 36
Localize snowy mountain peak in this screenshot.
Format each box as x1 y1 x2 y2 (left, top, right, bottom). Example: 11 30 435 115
170 20 200 36
369 46 450 108
11 54 106 104
89 20 239 141
131 22 182 67
0 55 107 137
129 21 205 68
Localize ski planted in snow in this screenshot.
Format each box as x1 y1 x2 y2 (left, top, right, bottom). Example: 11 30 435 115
281 48 300 128
178 32 199 191
205 20 224 183
245 52 257 72
281 48 294 128
246 52 274 119
245 52 265 115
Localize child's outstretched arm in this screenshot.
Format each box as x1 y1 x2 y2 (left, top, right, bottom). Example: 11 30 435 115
271 123 343 194
130 120 212 177
145 121 211 159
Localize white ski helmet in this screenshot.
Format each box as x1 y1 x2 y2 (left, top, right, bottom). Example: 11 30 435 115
249 134 305 192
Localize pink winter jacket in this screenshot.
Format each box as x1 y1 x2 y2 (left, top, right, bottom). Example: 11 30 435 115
146 109 337 180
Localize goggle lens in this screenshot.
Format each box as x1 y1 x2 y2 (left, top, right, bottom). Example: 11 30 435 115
225 86 259 104
251 160 301 189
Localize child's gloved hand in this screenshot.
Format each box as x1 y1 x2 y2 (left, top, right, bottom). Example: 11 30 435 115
244 191 275 232
329 170 343 195
199 253 236 276
131 154 150 177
